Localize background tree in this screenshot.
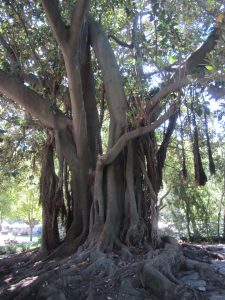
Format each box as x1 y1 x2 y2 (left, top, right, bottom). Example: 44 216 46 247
0 97 42 229
161 88 225 241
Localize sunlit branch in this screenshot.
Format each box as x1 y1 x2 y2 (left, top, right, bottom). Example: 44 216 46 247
41 0 68 48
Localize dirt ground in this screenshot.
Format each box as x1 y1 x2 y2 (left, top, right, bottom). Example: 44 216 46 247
1 240 225 300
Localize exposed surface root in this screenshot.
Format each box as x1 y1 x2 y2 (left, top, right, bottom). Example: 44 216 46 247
1 241 225 299
138 264 194 300
47 233 87 260
182 243 225 261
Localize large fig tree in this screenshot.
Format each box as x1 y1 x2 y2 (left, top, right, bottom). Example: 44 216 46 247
0 1 225 298
0 0 224 254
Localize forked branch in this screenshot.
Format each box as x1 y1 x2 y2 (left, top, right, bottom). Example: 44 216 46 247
41 0 68 47
146 77 189 114
100 106 177 167
42 0 89 53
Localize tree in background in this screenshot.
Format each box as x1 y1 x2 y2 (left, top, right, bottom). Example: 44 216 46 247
0 156 41 241
163 94 225 241
0 96 42 235
0 184 15 225
13 178 41 242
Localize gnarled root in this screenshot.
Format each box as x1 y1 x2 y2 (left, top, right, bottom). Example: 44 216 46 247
138 264 195 300
137 243 198 299
2 241 225 300
46 231 88 260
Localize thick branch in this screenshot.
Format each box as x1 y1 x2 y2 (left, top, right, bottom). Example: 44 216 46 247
132 13 145 81
80 37 99 168
89 16 127 127
100 106 176 167
41 0 68 47
69 0 89 48
0 70 69 130
146 77 189 114
173 26 222 80
146 23 223 114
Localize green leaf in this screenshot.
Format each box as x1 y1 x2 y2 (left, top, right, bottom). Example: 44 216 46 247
168 55 176 63
205 65 214 71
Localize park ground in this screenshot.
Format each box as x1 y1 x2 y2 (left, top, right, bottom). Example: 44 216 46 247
1 238 225 299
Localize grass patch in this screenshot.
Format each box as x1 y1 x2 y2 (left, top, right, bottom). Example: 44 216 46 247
0 238 41 255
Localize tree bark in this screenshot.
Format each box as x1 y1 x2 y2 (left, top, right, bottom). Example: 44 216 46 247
40 130 60 253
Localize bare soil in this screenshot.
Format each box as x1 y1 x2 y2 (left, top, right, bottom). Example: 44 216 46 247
1 239 225 300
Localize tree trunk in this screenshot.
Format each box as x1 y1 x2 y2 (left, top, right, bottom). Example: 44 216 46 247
223 207 225 240
29 223 33 242
40 130 60 253
184 198 191 240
